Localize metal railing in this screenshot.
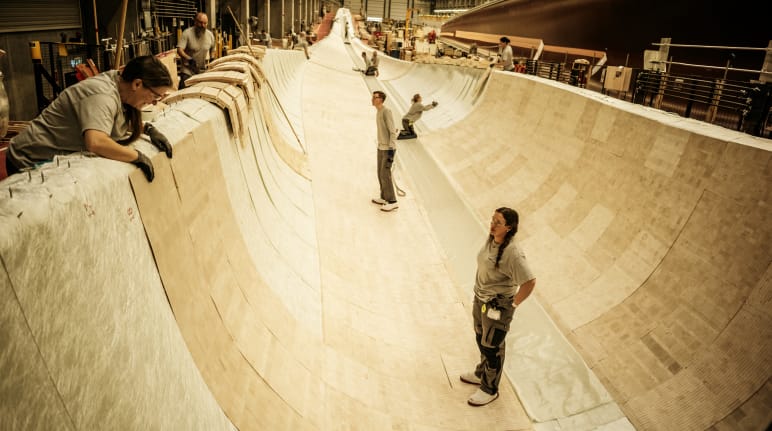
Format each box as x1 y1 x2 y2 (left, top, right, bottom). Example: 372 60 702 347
33 36 175 113
33 42 107 112
632 71 771 135
516 59 770 136
637 40 771 136
460 38 772 138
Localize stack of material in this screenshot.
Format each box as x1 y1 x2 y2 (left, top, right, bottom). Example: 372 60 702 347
0 121 28 146
0 121 29 179
411 53 493 69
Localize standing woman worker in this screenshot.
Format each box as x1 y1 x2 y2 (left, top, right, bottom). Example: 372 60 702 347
6 55 173 182
461 207 536 406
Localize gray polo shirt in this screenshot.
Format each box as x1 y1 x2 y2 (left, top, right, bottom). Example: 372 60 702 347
8 70 128 168
474 239 534 302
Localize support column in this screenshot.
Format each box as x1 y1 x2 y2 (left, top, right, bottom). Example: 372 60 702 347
761 40 772 84
242 0 250 42
209 0 217 27
266 0 271 35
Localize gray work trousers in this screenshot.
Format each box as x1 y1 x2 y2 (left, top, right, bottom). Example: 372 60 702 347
401 118 415 135
377 148 396 203
472 295 515 395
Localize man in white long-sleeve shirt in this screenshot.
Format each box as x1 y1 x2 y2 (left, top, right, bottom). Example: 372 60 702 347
498 36 514 71
370 91 399 212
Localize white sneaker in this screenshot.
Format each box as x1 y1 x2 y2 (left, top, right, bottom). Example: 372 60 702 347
467 389 499 406
380 202 399 212
371 198 387 205
459 372 481 385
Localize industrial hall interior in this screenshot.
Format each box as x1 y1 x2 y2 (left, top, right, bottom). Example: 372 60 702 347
0 0 770 430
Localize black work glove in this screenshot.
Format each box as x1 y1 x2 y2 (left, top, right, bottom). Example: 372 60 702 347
432 101 438 107
144 123 172 158
187 58 199 74
132 151 155 182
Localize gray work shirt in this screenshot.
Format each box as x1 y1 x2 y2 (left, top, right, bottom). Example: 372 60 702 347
474 239 534 303
178 27 215 75
8 70 128 168
402 101 436 123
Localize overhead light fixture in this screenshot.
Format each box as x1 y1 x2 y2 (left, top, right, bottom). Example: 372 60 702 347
433 8 468 13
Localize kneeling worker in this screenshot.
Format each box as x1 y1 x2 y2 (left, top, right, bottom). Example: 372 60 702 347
398 93 438 139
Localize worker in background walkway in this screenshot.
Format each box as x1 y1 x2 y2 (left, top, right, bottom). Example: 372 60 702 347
260 30 272 48
177 12 215 89
295 31 310 59
367 51 379 76
353 51 378 77
497 36 514 71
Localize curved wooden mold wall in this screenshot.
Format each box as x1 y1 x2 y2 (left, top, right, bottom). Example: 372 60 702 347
420 71 772 430
0 49 319 430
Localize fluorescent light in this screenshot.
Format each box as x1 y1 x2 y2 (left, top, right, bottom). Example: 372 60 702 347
433 8 468 13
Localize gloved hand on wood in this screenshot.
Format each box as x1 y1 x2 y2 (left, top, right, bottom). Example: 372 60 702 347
132 151 155 182
144 123 172 158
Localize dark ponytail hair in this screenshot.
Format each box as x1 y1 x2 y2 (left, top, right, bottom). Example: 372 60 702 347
117 55 172 145
488 207 519 268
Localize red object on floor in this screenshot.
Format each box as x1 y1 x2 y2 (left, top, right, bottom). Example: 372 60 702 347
0 147 7 181
313 12 334 42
